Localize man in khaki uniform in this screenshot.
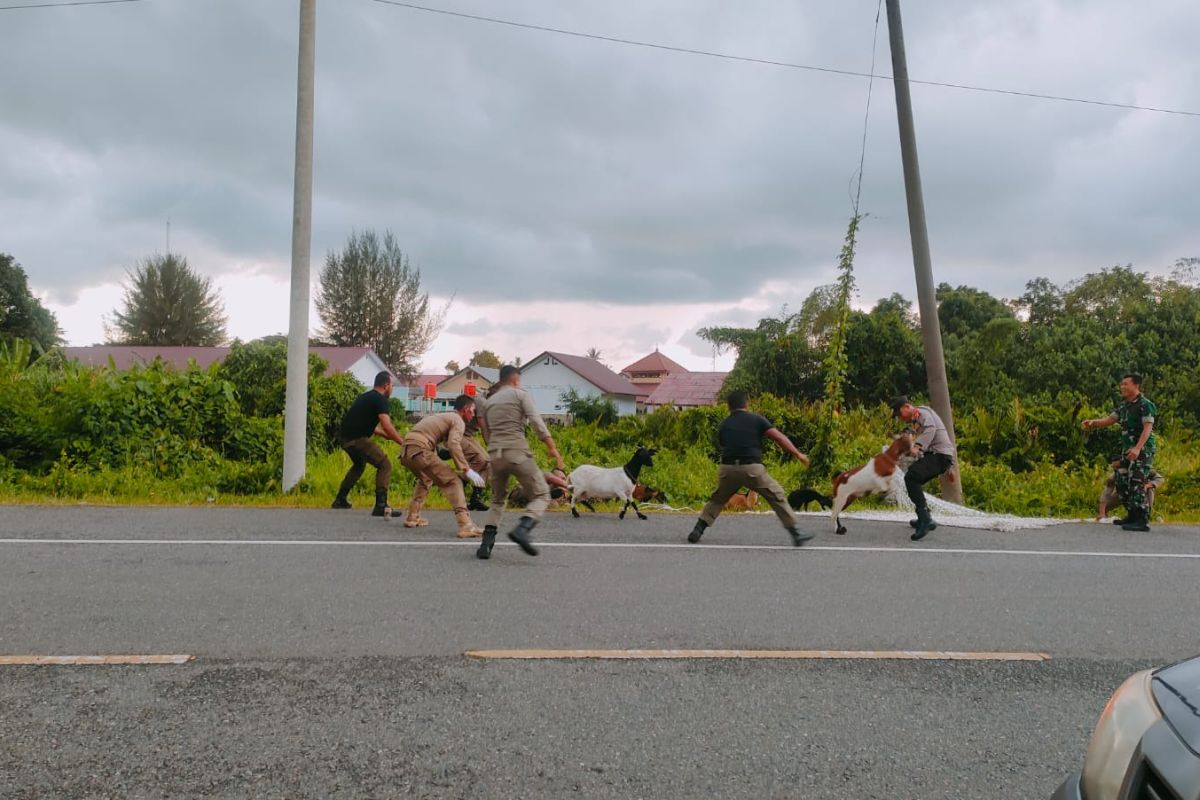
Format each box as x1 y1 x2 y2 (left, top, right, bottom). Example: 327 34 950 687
687 390 814 547
477 365 566 560
400 394 487 538
461 393 491 511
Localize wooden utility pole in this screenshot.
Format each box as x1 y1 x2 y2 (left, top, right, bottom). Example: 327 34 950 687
885 0 962 503
283 0 316 491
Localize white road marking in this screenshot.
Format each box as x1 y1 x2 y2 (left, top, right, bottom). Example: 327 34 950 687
0 538 1197 560
0 654 193 665
466 648 1051 661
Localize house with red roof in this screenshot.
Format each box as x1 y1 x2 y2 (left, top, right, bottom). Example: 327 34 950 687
643 371 729 411
620 348 688 390
519 351 641 418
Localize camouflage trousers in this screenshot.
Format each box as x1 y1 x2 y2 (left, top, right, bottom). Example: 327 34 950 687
1115 451 1155 517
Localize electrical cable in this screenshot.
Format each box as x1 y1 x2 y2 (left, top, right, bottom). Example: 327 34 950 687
371 0 1200 118
0 0 142 10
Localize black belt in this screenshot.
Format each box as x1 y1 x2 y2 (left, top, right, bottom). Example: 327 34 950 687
720 458 761 465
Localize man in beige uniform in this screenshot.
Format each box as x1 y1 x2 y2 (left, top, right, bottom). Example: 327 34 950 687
400 394 487 538
477 365 566 559
460 393 491 511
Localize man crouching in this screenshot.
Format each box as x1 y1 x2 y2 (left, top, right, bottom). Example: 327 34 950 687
399 394 487 538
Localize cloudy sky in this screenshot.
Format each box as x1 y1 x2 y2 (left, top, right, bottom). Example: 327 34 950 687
3 0 1197 374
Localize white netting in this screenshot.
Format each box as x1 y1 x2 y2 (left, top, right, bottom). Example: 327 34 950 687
639 469 1080 532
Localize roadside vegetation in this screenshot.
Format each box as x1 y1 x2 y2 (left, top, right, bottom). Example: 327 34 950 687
2 241 1198 521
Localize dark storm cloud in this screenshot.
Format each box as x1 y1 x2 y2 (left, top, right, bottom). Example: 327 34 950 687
2 0 1197 313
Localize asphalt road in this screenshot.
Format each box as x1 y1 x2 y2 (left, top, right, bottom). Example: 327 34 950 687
2 505 1198 798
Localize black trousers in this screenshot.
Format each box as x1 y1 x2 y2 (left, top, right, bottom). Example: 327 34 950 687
904 452 954 513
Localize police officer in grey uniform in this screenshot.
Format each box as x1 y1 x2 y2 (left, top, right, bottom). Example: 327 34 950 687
477 365 567 559
890 396 957 541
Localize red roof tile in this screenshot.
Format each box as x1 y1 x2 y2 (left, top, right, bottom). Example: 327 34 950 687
61 345 386 376
404 373 450 388
61 346 231 371
310 346 375 374
645 372 728 407
525 351 640 396
620 349 689 375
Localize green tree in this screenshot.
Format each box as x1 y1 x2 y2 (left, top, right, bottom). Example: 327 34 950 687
0 253 62 356
315 229 446 378
444 359 461 374
107 254 227 346
469 349 502 368
560 387 618 425
822 215 860 414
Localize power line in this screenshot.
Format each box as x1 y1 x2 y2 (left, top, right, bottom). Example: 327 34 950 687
371 0 1200 118
852 0 884 216
0 0 142 10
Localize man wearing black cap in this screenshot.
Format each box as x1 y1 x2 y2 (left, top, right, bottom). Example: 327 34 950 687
889 396 956 541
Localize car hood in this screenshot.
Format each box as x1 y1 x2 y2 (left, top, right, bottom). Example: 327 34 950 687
1153 655 1200 756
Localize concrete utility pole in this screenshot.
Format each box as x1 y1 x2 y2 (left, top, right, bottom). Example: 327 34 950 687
283 0 316 492
885 0 962 503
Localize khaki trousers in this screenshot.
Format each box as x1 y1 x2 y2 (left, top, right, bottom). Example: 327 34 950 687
338 438 392 493
401 443 467 516
486 447 550 526
461 436 491 480
699 463 796 529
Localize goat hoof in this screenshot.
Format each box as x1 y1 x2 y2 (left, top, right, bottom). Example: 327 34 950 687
619 511 626 520
836 526 847 536
571 508 580 518
637 513 647 520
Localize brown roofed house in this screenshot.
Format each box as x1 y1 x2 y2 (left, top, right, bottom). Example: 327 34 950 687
644 371 729 411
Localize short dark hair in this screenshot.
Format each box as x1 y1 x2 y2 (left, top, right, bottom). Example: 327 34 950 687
499 365 521 383
374 371 393 388
1122 372 1143 387
727 390 749 410
453 393 475 411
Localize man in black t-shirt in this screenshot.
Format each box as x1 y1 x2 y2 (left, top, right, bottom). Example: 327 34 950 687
687 391 814 547
333 371 407 516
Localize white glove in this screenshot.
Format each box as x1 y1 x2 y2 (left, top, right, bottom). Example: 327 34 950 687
465 469 485 488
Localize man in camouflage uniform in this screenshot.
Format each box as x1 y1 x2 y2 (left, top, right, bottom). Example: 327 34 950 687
1082 372 1158 532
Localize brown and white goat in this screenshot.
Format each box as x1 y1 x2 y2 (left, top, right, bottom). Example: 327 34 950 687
788 432 913 536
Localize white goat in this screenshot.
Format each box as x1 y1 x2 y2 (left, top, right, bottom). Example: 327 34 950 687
567 446 658 520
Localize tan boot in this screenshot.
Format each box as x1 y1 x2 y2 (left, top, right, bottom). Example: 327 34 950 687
455 510 483 538
404 515 429 528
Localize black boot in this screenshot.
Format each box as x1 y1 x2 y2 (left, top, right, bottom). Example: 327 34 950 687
477 525 498 559
331 493 352 509
908 518 938 532
787 526 814 547
1120 509 1150 532
371 489 389 517
468 484 489 512
687 519 708 543
910 508 935 541
507 516 539 556
1111 515 1131 526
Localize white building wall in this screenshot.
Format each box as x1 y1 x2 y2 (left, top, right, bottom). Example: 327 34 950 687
520 357 636 417
345 354 386 389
